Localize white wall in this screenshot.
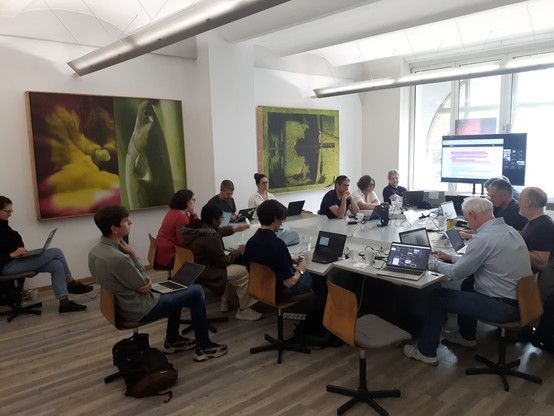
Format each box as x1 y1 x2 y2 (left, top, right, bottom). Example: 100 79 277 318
0 36 205 288
254 68 363 212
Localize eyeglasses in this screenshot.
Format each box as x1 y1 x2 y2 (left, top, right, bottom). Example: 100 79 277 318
1 209 13 214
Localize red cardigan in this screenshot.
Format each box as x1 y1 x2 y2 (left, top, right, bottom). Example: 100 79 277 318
154 209 196 266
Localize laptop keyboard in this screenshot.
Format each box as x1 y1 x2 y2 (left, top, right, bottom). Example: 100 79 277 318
382 267 422 276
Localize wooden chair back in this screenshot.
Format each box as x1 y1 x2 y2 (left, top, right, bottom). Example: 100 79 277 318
517 274 543 327
100 287 117 328
147 233 156 268
172 246 195 277
323 281 357 348
248 262 277 307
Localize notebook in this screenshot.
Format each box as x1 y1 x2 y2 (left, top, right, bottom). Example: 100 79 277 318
399 227 430 247
440 201 459 220
445 228 467 254
152 261 206 294
234 208 256 222
376 242 431 281
402 191 424 209
312 231 347 264
19 229 57 258
286 200 305 216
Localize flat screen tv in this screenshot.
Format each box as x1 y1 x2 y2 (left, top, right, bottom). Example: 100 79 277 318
441 133 526 185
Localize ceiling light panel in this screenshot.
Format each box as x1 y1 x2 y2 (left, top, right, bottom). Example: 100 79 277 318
456 3 532 45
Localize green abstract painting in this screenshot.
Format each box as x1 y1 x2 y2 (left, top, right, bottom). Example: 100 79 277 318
257 106 339 193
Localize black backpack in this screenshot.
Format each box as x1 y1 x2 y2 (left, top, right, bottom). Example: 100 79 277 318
105 333 178 402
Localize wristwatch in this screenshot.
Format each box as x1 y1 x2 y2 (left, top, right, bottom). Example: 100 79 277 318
298 270 305 276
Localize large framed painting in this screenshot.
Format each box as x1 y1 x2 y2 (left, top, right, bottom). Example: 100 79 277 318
257 106 339 193
26 92 186 219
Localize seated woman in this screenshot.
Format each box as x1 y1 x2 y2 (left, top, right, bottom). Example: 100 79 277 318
183 204 261 321
248 173 275 208
352 175 381 211
155 189 197 269
0 196 92 313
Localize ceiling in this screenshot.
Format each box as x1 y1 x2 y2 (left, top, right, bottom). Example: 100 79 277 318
0 0 552 68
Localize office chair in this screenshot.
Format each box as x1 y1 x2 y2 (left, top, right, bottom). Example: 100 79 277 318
466 274 543 392
324 281 411 416
248 262 311 364
0 272 42 322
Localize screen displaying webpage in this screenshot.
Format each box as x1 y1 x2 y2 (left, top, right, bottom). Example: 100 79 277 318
442 138 503 181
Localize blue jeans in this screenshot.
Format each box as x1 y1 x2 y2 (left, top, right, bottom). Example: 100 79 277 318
1 248 71 299
140 284 210 347
417 286 520 357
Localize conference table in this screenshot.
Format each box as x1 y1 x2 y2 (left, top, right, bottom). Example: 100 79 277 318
223 210 453 290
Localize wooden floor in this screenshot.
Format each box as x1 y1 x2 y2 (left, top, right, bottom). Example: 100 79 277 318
1 271 554 416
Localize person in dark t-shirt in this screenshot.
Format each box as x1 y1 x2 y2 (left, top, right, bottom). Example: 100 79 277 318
382 169 407 204
206 180 237 221
319 175 359 219
488 179 527 230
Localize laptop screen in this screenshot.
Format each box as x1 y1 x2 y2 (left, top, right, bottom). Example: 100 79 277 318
402 191 424 208
219 212 232 227
399 228 430 247
386 243 431 271
315 231 347 258
446 228 465 252
287 200 305 216
441 201 458 220
172 262 206 287
43 228 57 250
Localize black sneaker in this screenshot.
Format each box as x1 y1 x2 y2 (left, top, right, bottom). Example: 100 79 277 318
163 336 197 353
194 342 228 362
59 300 87 313
67 281 94 294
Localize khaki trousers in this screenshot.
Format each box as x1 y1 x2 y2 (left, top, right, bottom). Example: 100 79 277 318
226 264 257 310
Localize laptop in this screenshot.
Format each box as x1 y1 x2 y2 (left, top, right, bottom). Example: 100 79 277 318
19 229 57 258
287 200 305 216
376 242 431 281
445 195 465 216
152 261 206 294
219 211 232 228
312 231 347 264
399 227 430 247
402 191 424 209
445 228 467 254
234 208 256 222
423 191 445 208
440 201 458 220
364 203 390 226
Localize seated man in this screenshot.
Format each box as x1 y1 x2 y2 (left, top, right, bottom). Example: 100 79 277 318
382 169 407 204
488 178 527 231
319 175 359 219
206 179 238 221
88 205 227 361
182 204 261 321
403 197 532 365
244 200 327 309
0 195 91 313
518 187 554 350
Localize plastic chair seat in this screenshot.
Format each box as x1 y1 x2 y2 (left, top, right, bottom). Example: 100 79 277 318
355 314 412 349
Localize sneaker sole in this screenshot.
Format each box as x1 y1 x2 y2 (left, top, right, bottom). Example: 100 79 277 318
194 348 228 362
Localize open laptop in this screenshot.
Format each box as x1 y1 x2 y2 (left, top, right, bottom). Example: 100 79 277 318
440 201 459 220
402 191 424 209
399 227 430 247
423 191 445 208
376 242 431 281
286 200 305 216
152 261 206 294
363 203 390 226
219 211 232 228
234 208 256 222
312 231 347 264
19 228 57 258
445 228 467 254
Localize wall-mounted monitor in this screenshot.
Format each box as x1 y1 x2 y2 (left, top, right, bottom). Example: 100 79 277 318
441 133 526 186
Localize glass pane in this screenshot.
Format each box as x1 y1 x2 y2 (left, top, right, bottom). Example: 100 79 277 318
413 82 451 191
458 76 501 131
512 68 554 197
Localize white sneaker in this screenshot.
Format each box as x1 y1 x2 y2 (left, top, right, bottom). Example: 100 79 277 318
235 308 262 321
442 332 477 348
403 344 438 366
